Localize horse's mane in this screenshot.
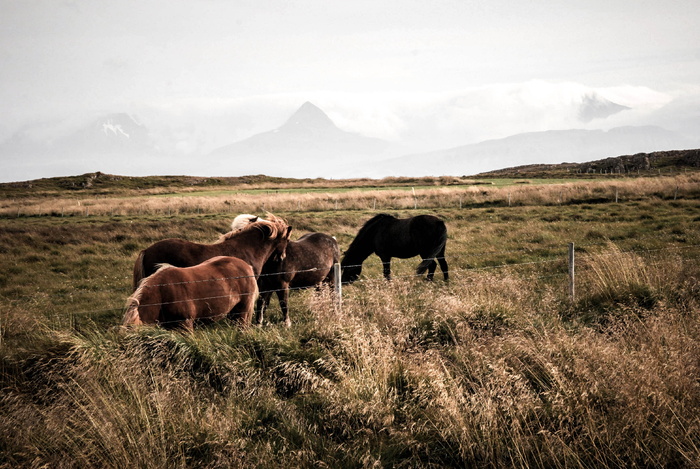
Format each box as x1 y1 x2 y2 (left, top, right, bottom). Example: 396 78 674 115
216 214 261 243
123 262 174 325
230 214 259 232
345 213 395 254
216 213 287 243
127 263 174 304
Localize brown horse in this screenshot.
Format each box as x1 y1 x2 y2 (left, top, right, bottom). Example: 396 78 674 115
256 232 340 327
123 256 258 330
132 214 291 290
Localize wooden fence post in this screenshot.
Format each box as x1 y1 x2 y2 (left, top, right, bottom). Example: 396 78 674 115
568 242 575 302
333 263 342 312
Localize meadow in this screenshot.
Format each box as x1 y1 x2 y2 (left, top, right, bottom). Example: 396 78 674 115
1 173 700 468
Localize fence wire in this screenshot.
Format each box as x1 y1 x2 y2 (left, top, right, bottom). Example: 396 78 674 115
4 241 698 329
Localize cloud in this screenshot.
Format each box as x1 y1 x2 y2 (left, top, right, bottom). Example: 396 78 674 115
280 82 677 151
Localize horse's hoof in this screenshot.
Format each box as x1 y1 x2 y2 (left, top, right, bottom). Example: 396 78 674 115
284 319 292 328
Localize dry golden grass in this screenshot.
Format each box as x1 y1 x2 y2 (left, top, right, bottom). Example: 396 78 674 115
3 173 699 218
1 176 700 467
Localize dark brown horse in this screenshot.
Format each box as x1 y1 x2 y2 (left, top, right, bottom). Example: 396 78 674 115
123 256 258 330
256 232 340 327
132 214 291 290
341 214 448 283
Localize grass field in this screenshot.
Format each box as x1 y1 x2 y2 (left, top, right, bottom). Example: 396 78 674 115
1 173 700 468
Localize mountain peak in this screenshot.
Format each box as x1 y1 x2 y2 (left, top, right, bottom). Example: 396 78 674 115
578 93 630 122
282 101 337 130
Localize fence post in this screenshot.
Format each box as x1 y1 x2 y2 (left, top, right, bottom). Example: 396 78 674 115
333 263 342 312
568 243 575 302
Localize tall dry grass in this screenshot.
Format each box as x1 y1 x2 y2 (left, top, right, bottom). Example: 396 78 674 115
3 173 699 218
2 177 700 468
6 242 698 467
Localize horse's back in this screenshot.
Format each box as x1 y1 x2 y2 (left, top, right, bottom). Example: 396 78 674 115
141 238 208 276
211 256 256 285
206 256 258 319
410 215 447 237
289 232 339 286
373 215 446 258
259 232 338 290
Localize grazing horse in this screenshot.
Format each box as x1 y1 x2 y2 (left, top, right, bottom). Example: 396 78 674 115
123 256 258 330
132 214 291 290
341 214 448 284
256 232 340 327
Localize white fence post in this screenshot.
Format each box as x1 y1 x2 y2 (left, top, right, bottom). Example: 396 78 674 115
333 263 342 312
568 243 575 302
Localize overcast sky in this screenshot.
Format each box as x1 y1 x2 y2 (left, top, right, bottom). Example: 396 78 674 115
1 0 699 162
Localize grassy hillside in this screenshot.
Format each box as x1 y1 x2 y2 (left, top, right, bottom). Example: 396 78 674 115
477 148 700 179
1 174 700 468
0 171 480 199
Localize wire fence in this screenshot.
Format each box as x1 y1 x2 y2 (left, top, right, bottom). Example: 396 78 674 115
4 241 699 330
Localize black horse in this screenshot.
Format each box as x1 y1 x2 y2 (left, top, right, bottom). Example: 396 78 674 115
341 214 449 283
257 232 340 327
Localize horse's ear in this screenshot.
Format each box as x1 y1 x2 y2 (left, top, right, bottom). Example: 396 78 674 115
285 226 293 238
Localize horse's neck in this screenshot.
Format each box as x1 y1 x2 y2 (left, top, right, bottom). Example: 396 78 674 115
344 236 374 265
221 233 274 273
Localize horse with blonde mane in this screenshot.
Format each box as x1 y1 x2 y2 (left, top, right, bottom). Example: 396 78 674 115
132 214 291 290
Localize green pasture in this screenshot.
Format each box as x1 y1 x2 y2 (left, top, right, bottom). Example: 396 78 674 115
1 196 698 333
151 178 587 198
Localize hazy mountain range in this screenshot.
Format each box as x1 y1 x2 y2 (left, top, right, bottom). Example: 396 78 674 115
1 97 697 182
207 102 390 178
363 126 696 178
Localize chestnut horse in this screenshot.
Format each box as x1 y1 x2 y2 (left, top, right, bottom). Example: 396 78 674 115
256 232 340 327
341 214 448 284
132 214 291 290
123 256 258 330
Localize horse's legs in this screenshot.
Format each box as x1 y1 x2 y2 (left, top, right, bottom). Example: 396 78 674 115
277 283 291 328
255 291 272 325
426 259 437 281
182 318 195 332
380 256 392 280
437 245 449 281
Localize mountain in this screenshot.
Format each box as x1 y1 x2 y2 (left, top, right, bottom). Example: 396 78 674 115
52 113 153 155
357 126 698 178
2 113 161 182
208 102 391 178
577 94 630 122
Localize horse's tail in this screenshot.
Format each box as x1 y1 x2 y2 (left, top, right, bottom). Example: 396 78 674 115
416 225 448 275
132 250 146 291
122 295 143 326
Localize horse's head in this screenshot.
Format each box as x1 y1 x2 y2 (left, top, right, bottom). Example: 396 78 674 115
270 225 293 263
251 214 292 262
340 257 362 284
